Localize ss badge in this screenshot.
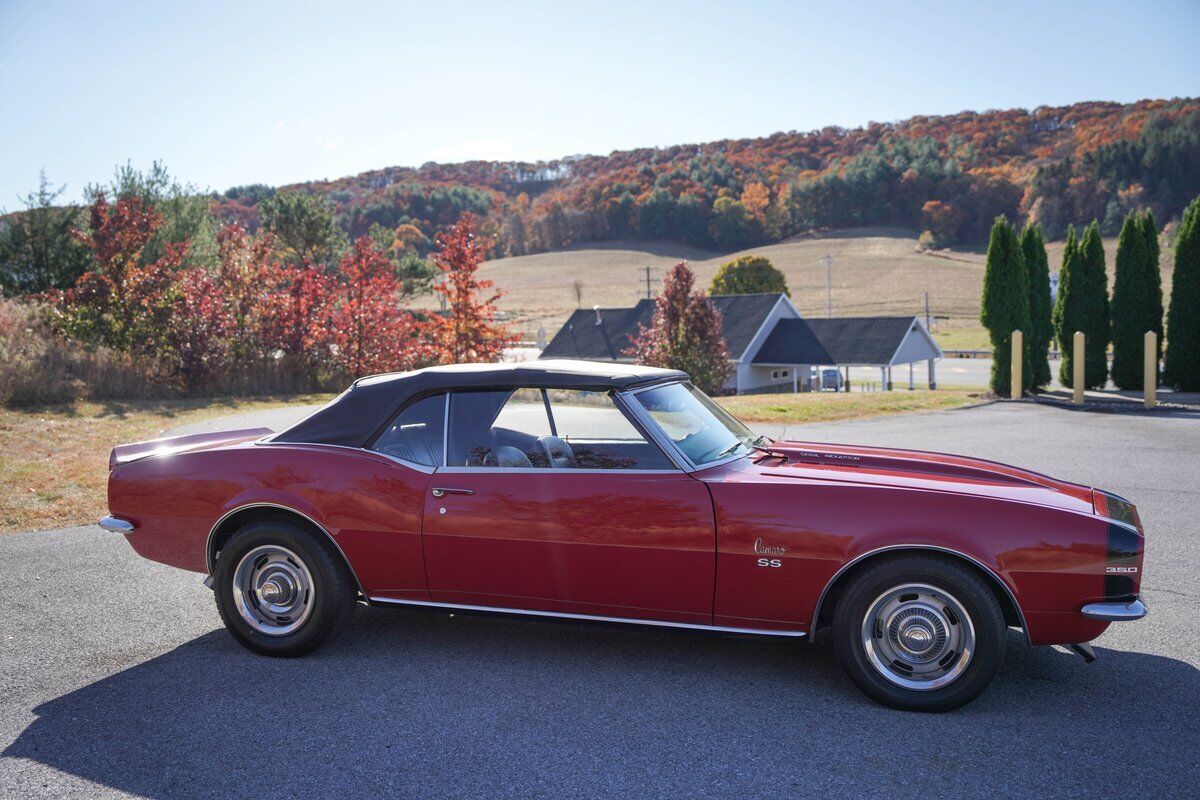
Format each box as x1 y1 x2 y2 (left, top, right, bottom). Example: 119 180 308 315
757 558 782 568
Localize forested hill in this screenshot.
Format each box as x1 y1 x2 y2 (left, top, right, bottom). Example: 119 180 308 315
217 98 1200 256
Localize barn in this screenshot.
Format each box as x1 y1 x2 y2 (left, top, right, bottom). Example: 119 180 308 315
539 293 943 394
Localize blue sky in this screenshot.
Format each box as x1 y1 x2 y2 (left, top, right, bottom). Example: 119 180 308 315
1 0 1198 205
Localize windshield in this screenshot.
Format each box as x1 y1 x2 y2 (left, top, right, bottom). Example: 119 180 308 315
632 382 764 467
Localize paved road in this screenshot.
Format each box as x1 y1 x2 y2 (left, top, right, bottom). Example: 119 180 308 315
2 403 1198 798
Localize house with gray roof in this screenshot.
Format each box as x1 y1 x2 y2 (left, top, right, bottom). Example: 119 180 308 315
540 293 943 394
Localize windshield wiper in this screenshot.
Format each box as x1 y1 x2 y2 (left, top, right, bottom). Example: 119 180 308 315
713 441 746 460
749 437 789 461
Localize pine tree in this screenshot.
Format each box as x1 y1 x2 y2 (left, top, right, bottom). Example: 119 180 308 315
1111 211 1163 389
1020 223 1053 388
1141 210 1164 365
1164 197 1200 390
1054 228 1080 387
980 216 1032 395
1078 222 1111 388
1056 223 1110 388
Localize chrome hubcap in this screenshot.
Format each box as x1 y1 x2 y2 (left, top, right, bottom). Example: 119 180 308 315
861 583 974 691
232 545 314 636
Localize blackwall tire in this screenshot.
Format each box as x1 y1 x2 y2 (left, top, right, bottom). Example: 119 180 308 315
213 518 356 657
832 554 1006 712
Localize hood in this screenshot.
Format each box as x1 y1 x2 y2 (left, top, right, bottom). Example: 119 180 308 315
109 428 272 469
746 439 1095 514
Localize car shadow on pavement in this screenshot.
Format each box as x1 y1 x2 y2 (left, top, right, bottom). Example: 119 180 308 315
5 607 1199 799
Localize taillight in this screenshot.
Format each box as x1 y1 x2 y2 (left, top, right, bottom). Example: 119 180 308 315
1093 490 1142 533
1093 489 1144 600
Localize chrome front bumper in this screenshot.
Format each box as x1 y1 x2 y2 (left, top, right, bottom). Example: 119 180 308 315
1081 596 1147 622
98 515 136 534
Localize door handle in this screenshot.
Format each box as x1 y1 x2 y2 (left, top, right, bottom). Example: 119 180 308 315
431 487 474 498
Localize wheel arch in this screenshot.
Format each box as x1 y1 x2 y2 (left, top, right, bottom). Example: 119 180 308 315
810 545 1030 646
205 502 366 598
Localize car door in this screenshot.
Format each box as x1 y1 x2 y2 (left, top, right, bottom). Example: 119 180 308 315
421 387 716 625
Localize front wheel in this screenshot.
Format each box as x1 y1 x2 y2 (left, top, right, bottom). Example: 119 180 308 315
213 518 356 657
832 555 1006 712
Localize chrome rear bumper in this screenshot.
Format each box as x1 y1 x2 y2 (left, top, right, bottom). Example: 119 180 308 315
1081 596 1147 621
98 515 136 534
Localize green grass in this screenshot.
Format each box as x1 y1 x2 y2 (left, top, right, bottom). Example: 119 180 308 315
717 388 984 425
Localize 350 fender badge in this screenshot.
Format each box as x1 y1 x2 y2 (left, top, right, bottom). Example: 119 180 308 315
1105 566 1138 573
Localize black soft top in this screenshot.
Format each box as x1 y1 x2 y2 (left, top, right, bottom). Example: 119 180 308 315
271 359 688 447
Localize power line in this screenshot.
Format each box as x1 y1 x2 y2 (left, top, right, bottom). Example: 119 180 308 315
640 265 658 300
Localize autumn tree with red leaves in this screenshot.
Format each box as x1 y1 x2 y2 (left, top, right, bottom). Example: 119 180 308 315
59 193 165 350
56 193 238 388
426 213 514 363
256 260 332 373
625 261 731 393
325 236 427 377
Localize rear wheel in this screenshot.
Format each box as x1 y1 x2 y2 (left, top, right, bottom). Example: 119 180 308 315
213 518 356 657
832 555 1006 711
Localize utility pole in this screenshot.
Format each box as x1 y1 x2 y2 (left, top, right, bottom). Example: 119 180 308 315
641 266 657 300
924 292 931 330
821 254 833 318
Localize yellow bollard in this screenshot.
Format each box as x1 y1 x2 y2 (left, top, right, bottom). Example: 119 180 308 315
1010 330 1023 399
1073 331 1085 405
1144 331 1157 409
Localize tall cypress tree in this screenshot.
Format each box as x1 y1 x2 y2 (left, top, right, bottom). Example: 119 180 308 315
980 216 1032 395
1020 223 1053 388
1140 210 1164 364
1111 212 1155 389
1075 222 1111 389
1054 227 1082 387
1164 197 1200 390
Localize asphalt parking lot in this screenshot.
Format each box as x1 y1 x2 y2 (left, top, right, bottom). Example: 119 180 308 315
2 402 1198 799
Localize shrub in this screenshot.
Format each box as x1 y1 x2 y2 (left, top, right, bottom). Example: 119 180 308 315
1164 197 1200 390
709 255 789 296
980 217 1031 395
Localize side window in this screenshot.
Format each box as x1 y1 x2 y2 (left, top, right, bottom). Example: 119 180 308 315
446 388 672 470
545 390 671 470
372 394 445 467
448 390 548 467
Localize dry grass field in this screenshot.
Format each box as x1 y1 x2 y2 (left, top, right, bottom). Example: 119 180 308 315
0 394 333 534
427 228 1169 352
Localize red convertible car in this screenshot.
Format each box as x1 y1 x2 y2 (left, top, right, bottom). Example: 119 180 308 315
102 360 1146 711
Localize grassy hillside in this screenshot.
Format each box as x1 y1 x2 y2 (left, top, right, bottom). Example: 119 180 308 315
445 228 1166 350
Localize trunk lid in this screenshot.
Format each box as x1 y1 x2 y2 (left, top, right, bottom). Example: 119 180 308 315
108 428 272 469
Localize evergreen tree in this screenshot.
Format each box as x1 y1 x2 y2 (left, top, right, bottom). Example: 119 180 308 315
0 171 93 295
1111 211 1163 389
1020 223 1053 388
1053 227 1081 387
1141 210 1164 364
1164 197 1200 390
1067 223 1111 388
980 216 1032 395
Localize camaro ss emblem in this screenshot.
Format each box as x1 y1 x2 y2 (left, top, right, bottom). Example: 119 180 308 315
1105 566 1138 574
754 538 785 567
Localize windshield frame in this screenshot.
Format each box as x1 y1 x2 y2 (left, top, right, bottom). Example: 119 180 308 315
618 380 766 472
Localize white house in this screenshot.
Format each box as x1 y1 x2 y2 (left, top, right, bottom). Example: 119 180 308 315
540 293 943 394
